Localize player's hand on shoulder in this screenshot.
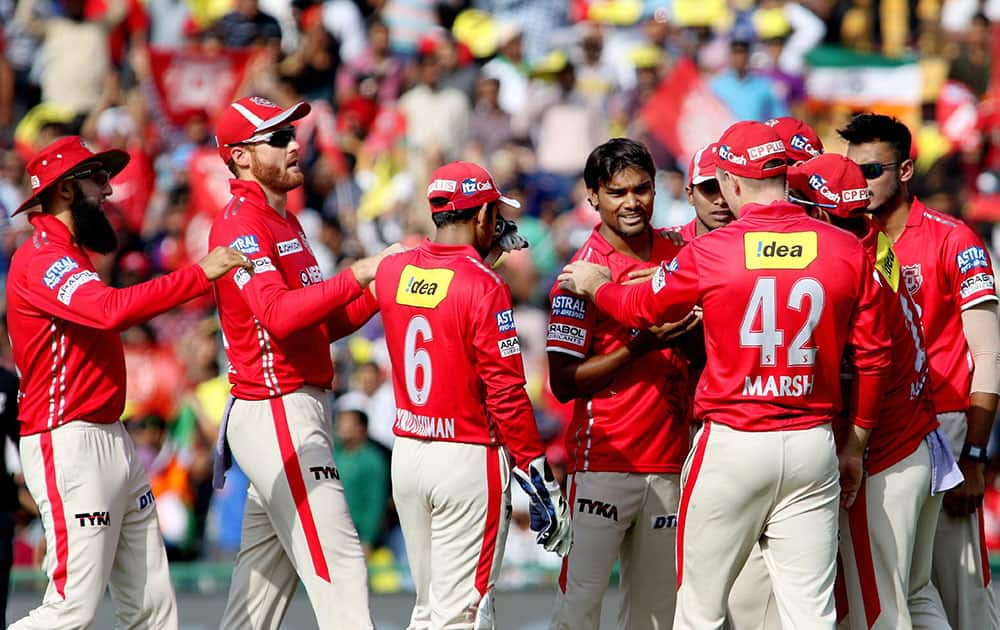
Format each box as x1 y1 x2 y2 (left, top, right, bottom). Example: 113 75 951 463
629 309 703 353
658 229 686 247
624 267 657 285
558 261 611 299
513 456 573 557
351 243 407 287
199 246 254 281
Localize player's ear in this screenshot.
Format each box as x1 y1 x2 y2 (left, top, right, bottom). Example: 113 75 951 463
231 146 253 173
898 158 914 184
686 186 694 205
587 191 598 209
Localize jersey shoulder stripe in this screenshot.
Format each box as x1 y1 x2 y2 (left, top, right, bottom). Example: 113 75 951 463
464 255 503 285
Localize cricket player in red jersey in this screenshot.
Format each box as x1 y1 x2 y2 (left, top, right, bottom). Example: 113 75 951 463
208 96 396 630
546 138 700 629
788 153 958 629
6 136 251 629
375 161 571 629
559 121 892 629
675 143 733 242
764 116 824 164
840 113 1000 630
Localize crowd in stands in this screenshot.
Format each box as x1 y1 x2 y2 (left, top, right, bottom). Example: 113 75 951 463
1 0 999 586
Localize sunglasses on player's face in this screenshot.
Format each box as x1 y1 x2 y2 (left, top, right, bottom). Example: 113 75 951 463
858 161 900 180
66 168 111 187
230 127 297 149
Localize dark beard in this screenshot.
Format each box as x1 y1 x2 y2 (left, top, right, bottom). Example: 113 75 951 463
70 184 118 254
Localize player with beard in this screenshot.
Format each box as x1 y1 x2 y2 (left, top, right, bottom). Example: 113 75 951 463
840 113 1000 630
546 139 700 629
6 136 251 629
208 97 398 630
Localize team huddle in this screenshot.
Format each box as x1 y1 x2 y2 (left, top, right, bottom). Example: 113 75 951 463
3 95 999 630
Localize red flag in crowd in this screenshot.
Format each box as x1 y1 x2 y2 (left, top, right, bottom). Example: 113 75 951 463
640 57 735 165
148 47 257 127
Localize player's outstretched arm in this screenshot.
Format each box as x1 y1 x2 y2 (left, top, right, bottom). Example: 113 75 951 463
21 246 251 332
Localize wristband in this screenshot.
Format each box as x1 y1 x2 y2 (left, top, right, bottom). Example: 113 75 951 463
961 443 989 464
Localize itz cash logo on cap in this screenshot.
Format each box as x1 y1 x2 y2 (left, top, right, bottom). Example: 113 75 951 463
787 154 870 218
764 117 823 163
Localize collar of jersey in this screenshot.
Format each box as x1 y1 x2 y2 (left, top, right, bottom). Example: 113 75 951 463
422 238 481 258
739 200 806 220
228 178 278 215
28 211 74 245
905 197 927 227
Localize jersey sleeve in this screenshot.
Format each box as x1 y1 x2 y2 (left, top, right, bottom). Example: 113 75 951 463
944 227 998 310
213 219 365 339
592 245 701 329
472 283 544 469
546 286 596 359
326 289 379 341
845 256 892 429
23 247 209 331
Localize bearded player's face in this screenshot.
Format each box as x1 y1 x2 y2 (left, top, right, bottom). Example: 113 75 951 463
247 135 304 193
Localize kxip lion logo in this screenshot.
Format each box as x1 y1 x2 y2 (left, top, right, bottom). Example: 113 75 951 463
902 264 922 295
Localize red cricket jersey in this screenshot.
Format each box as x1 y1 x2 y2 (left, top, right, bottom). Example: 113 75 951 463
209 180 377 400
595 201 892 432
375 240 544 469
890 198 998 414
7 213 209 435
853 221 938 474
546 227 690 474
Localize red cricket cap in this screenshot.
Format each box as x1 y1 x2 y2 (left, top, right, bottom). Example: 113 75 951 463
764 117 823 163
688 143 718 187
214 96 311 162
787 154 870 218
14 136 129 216
715 121 788 180
426 161 520 213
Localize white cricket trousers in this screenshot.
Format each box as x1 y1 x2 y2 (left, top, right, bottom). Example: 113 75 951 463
220 386 373 630
11 421 177 630
675 422 840 630
931 411 999 630
550 471 680 630
392 436 511 630
837 438 950 629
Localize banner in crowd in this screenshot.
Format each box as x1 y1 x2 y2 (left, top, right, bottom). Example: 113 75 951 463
148 47 257 126
640 57 734 164
805 45 922 109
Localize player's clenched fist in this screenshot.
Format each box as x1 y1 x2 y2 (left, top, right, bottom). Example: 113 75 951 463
198 246 255 280
558 261 612 299
513 456 573 557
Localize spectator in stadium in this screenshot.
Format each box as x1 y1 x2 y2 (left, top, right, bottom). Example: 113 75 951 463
333 402 389 552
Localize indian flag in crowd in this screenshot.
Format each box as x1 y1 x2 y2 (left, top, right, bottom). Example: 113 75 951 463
805 45 922 108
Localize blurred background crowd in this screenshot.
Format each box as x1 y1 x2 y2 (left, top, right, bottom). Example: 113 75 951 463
0 0 999 589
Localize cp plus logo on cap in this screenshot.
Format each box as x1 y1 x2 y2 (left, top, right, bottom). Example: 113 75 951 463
841 188 869 203
747 141 785 161
718 145 747 166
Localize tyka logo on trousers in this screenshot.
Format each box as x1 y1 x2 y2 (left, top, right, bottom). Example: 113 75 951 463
75 511 110 527
577 498 618 521
309 466 340 481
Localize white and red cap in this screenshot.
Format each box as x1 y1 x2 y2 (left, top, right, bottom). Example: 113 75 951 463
787 154 870 218
688 143 718 187
715 121 788 179
764 117 823 163
426 161 520 213
214 96 311 162
14 136 129 215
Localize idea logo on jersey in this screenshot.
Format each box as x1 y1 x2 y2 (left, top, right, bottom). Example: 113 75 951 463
744 232 817 270
396 265 455 308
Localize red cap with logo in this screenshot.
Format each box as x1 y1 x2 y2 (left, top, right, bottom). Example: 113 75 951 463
764 117 823 163
14 136 129 216
214 96 311 162
715 121 788 180
426 161 521 213
688 143 718 186
787 154 870 218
